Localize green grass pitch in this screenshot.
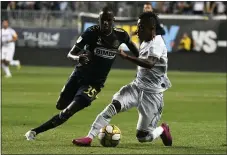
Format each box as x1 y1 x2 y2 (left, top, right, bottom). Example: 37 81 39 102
2 66 226 154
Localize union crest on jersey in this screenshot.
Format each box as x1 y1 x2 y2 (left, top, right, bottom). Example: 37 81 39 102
94 47 116 59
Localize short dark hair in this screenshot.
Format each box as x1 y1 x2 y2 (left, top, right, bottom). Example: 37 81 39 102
2 19 8 22
101 6 113 13
144 2 152 6
99 6 114 19
139 12 158 29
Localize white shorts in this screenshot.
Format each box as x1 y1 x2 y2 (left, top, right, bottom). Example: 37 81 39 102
1 46 15 61
112 82 164 132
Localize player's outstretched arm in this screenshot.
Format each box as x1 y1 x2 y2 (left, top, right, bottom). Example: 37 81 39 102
67 25 94 61
67 45 90 65
7 31 18 43
121 30 139 57
67 35 90 62
67 44 87 61
126 40 139 57
67 45 82 61
118 49 158 69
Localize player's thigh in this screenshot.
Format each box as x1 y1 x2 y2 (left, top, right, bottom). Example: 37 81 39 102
5 46 15 62
74 84 101 107
1 46 8 60
56 71 80 110
112 83 139 112
137 92 164 131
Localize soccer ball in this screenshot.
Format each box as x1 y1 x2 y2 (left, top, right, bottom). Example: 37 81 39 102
98 125 121 147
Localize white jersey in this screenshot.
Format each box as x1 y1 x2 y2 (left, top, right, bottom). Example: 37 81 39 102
1 27 16 48
134 35 172 93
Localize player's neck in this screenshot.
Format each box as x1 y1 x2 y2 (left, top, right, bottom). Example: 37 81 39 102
104 29 112 36
145 34 156 42
144 38 152 42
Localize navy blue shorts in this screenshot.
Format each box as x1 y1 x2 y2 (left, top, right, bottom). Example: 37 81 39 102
56 70 101 110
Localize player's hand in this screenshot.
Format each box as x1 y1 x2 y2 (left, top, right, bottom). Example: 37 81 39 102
79 54 90 65
118 49 128 59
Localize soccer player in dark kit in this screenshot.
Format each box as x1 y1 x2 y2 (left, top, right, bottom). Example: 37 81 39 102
25 7 139 141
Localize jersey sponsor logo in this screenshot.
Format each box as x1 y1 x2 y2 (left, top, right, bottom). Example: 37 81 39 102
94 48 116 59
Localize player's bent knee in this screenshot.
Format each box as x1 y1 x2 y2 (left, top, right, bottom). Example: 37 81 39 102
64 96 91 115
112 100 121 113
136 130 153 143
56 104 65 110
58 97 89 121
56 99 68 110
74 96 91 108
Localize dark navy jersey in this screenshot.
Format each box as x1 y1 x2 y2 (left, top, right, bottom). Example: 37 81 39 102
74 25 138 87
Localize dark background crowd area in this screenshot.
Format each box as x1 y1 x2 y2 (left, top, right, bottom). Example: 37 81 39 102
2 1 227 16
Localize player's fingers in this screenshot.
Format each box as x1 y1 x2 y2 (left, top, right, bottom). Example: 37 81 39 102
120 49 126 55
84 57 90 63
115 49 122 55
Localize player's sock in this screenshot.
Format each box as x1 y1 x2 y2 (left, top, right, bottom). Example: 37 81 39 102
87 104 117 139
137 127 164 142
10 60 20 66
33 100 86 134
32 114 68 134
2 63 12 77
151 126 164 140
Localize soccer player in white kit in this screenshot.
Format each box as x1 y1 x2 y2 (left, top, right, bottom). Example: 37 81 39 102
1 19 20 78
73 12 172 146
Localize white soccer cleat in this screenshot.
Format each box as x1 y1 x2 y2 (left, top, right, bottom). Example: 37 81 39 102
25 130 36 140
17 63 21 70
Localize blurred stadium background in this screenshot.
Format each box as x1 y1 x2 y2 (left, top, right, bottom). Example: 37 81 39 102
1 1 227 28
1 1 227 71
1 1 226 154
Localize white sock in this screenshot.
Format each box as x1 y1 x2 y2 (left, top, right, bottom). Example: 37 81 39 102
10 60 20 66
2 63 12 76
87 104 117 139
151 126 164 140
87 115 109 139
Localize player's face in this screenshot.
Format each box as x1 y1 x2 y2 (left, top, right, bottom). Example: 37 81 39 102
137 19 154 41
99 13 114 35
143 4 153 12
183 33 188 38
2 20 9 29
